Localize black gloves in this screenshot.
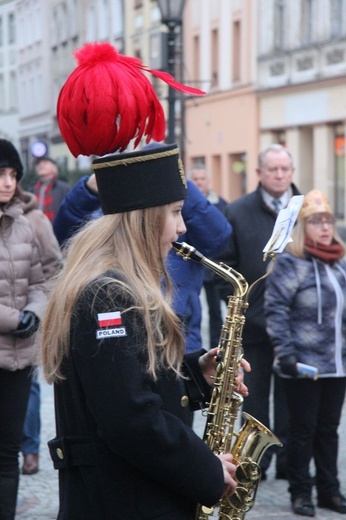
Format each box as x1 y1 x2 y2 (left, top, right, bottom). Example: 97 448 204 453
11 311 40 338
279 354 298 376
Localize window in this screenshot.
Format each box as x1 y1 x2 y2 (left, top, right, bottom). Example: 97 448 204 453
36 74 43 112
18 14 23 47
193 35 200 89
230 153 247 198
99 0 109 40
51 7 58 47
20 79 27 116
301 0 313 45
70 0 78 37
60 3 68 42
211 154 222 195
111 0 123 36
0 74 4 111
211 28 219 87
134 46 142 60
274 0 285 50
27 11 33 45
150 32 166 70
331 0 345 38
334 123 346 218
29 77 34 114
192 157 205 164
8 13 15 44
274 130 286 146
87 6 97 41
9 71 17 110
232 20 241 82
33 4 42 42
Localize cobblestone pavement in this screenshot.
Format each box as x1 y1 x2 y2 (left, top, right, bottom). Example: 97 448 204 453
16 380 58 519
15 290 346 519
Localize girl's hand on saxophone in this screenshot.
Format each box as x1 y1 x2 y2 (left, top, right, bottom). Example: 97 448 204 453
199 348 251 396
217 453 238 497
234 357 251 396
199 347 221 385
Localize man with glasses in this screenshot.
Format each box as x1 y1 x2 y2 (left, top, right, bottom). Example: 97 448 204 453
219 144 301 481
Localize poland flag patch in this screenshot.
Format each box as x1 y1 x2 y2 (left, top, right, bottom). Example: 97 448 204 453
97 311 122 328
96 311 127 340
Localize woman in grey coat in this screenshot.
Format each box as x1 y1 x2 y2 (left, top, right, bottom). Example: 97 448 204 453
265 190 346 517
0 139 47 520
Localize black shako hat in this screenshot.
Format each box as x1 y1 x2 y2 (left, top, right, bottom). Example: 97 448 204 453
0 139 24 181
92 143 187 214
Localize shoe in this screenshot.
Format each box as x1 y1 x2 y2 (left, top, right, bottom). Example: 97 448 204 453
318 494 346 514
22 454 39 475
292 497 315 517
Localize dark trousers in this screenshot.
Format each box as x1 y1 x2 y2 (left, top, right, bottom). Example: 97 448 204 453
284 377 346 500
204 280 224 348
21 376 41 455
241 338 289 475
0 367 32 475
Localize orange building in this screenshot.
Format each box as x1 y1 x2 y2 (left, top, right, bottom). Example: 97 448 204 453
183 0 259 202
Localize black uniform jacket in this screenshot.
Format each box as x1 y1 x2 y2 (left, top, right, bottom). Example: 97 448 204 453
220 183 300 344
49 274 224 519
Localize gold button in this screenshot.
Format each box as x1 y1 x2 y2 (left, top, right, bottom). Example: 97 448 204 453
56 448 64 460
181 395 189 408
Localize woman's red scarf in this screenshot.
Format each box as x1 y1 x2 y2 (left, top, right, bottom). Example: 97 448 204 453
304 237 345 264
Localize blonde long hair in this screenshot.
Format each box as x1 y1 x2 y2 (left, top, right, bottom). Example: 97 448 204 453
286 219 346 258
41 205 185 383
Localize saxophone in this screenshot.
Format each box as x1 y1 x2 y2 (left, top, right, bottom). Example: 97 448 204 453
172 241 282 520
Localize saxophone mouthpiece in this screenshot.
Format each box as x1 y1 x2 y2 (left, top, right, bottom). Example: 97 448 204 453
172 241 204 263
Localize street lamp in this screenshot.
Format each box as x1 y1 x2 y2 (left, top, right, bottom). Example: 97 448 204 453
157 0 186 144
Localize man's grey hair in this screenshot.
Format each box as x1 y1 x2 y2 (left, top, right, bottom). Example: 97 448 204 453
258 144 294 170
187 162 210 179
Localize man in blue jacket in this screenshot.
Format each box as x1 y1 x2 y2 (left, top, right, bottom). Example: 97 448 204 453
53 170 232 354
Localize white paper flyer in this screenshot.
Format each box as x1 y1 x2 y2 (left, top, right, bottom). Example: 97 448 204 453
263 195 304 259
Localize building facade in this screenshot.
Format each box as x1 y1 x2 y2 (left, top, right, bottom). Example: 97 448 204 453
2 0 346 220
0 0 19 147
183 0 258 202
13 0 124 172
257 0 346 218
183 0 346 217
16 0 57 169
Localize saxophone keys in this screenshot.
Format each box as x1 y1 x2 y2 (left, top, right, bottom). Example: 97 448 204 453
216 361 224 374
227 486 254 513
236 460 261 484
211 386 220 399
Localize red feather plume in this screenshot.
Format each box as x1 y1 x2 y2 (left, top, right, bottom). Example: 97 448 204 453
57 42 206 158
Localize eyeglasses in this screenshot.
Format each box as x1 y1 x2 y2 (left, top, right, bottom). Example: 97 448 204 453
306 217 336 227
